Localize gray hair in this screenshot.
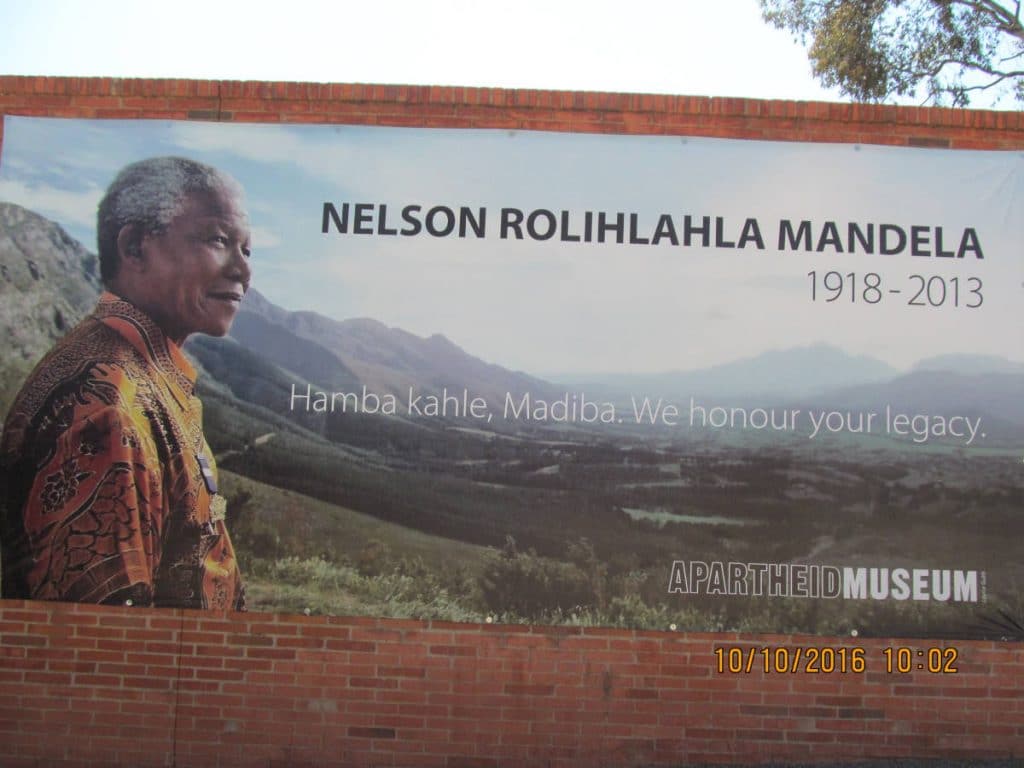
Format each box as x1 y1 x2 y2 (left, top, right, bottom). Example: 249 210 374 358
97 156 245 283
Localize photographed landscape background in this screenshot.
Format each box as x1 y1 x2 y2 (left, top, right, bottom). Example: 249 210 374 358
2 200 1022 638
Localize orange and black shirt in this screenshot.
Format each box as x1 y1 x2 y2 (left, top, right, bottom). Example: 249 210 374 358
0 293 245 610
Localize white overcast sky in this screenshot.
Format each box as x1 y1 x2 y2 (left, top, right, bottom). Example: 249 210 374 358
3 0 1017 108
0 0 939 104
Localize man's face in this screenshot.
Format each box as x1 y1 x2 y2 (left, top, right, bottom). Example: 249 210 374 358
134 187 252 345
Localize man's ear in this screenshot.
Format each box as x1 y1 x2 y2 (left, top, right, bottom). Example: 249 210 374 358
115 225 146 275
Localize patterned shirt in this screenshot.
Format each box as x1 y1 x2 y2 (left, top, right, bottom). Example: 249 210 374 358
1 292 245 609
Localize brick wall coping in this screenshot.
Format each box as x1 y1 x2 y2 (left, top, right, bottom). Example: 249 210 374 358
2 75 1022 149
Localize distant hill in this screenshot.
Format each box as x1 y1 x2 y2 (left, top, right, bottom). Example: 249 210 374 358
0 203 102 419
561 343 898 401
235 288 560 406
912 354 1024 376
803 369 1024 433
556 342 1024 445
226 310 362 394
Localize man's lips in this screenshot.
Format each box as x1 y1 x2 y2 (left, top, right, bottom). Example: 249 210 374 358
209 290 244 302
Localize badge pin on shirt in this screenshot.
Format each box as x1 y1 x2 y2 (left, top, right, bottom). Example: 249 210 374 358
196 453 218 494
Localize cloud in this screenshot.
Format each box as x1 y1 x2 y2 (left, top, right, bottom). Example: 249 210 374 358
249 225 282 250
167 123 360 185
0 178 102 230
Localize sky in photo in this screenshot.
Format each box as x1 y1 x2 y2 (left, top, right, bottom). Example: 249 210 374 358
2 116 1021 374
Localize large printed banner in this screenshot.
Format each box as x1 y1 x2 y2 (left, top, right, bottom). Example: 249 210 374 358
1 116 1022 637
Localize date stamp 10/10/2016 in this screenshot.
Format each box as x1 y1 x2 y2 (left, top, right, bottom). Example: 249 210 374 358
714 646 960 675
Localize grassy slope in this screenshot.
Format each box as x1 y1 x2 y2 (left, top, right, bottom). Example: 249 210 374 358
220 468 494 572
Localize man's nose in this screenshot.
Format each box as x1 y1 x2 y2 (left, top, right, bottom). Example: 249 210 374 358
228 244 252 287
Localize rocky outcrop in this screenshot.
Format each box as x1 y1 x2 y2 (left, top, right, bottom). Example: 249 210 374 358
0 202 102 419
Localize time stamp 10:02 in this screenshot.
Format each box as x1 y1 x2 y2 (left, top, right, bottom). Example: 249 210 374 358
715 646 960 674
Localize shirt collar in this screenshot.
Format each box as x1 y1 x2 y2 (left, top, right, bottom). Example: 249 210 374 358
94 291 198 389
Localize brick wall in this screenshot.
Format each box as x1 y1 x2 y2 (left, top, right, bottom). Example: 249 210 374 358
1 600 1021 767
2 76 1024 149
0 76 1022 766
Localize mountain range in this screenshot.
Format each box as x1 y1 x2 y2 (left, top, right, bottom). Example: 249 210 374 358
232 288 559 406
1 201 1021 444
561 344 900 401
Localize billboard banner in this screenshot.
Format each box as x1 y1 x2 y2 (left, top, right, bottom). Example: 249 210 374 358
1 116 1021 637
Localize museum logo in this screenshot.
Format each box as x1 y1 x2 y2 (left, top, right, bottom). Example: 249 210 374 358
667 561 981 603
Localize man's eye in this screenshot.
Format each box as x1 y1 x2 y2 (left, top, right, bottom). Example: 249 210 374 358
210 235 229 246
241 247 252 258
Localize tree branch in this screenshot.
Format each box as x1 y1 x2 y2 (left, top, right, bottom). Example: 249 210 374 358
958 70 1021 91
918 55 1024 79
964 0 1024 41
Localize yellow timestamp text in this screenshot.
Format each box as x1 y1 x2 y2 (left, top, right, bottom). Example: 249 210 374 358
714 646 959 674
